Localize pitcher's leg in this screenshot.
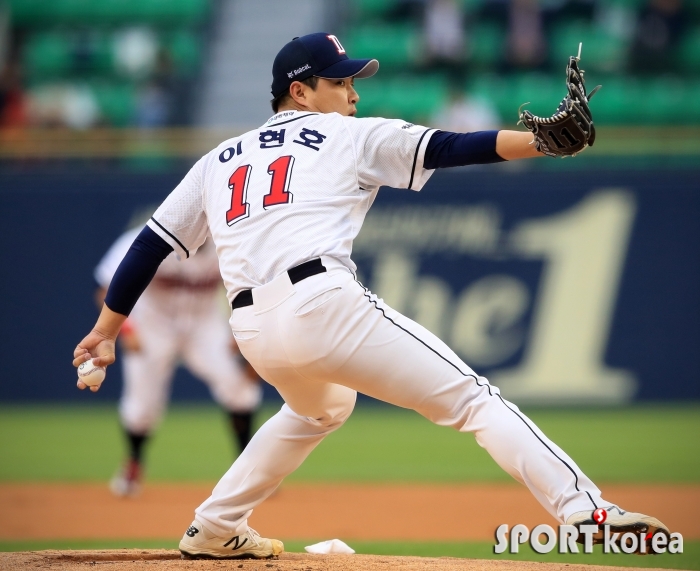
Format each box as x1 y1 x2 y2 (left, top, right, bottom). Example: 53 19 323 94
457 379 605 521
195 381 356 536
283 277 609 523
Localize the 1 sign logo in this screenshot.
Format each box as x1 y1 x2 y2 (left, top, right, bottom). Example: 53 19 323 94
593 508 608 524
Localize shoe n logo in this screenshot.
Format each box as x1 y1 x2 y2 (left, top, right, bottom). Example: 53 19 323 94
185 526 199 538
223 535 248 550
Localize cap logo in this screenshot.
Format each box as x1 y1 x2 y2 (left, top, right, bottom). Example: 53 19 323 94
327 34 346 54
287 63 312 79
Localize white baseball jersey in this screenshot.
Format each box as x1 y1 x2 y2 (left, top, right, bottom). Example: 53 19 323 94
147 111 437 301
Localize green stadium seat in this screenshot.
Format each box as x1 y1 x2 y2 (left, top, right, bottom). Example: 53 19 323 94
685 81 700 123
354 81 384 117
511 74 563 119
9 0 53 26
344 25 421 69
466 74 511 120
93 35 115 72
466 74 664 126
640 78 686 125
10 0 209 25
589 78 700 126
350 0 398 20
686 3 700 19
387 76 448 120
678 30 700 73
349 0 485 19
457 0 487 12
11 0 207 130
550 22 629 74
139 0 210 25
468 75 700 127
91 83 136 126
468 74 693 127
467 75 546 122
23 32 114 79
7 0 43 24
51 0 97 25
24 29 203 79
166 31 202 74
605 0 648 7
467 74 563 125
23 34 72 78
585 77 643 126
356 76 448 122
468 23 505 68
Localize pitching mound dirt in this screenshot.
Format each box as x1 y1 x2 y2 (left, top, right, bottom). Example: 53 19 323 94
0 550 668 571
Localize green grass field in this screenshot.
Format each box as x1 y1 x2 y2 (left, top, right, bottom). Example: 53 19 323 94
1 403 698 568
1 403 698 483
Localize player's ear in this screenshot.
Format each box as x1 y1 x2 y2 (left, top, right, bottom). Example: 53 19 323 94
288 81 309 107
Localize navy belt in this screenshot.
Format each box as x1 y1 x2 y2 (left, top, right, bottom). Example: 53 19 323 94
232 258 327 310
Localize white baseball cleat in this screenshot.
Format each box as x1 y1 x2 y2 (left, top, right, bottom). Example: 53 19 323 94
109 459 142 498
567 506 670 553
179 520 284 560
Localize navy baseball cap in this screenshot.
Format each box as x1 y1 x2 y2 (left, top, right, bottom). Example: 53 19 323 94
271 33 379 98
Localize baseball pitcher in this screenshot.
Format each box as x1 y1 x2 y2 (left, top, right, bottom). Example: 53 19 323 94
74 33 668 558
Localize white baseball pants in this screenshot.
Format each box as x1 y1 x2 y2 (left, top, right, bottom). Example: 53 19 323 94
195 259 610 536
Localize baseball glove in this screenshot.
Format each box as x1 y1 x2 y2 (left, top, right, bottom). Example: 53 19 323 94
518 44 601 157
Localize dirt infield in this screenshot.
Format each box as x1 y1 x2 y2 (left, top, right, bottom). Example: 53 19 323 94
0 482 697 542
0 550 673 571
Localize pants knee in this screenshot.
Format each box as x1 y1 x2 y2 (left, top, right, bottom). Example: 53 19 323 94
297 387 357 430
331 390 357 426
321 391 357 429
419 375 497 433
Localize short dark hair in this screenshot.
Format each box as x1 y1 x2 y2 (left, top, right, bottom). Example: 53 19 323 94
271 76 319 112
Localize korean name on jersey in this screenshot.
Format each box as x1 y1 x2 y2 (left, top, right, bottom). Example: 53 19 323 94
147 111 437 304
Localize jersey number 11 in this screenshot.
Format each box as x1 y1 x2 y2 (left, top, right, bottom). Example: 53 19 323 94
226 156 296 226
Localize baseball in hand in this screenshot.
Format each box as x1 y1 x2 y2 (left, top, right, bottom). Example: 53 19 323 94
77 359 106 388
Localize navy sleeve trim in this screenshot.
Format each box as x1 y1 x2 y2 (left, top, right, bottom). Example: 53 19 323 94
104 226 174 316
408 128 432 190
424 130 505 169
150 217 189 259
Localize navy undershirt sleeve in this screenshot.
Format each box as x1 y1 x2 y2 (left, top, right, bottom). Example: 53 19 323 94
424 130 505 169
104 225 174 316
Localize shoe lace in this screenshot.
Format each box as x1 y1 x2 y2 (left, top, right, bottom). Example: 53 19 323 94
246 528 262 546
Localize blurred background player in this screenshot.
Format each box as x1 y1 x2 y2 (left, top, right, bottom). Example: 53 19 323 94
95 225 263 497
